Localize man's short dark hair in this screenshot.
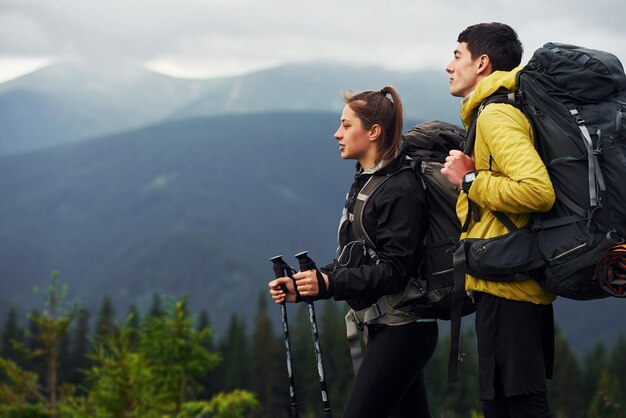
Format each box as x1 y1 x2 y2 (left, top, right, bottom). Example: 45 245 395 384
457 22 523 71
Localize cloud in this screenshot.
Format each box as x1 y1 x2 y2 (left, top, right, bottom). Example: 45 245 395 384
1 0 626 80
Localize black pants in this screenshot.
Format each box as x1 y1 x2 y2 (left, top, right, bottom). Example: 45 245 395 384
475 292 555 418
342 321 438 418
483 393 554 418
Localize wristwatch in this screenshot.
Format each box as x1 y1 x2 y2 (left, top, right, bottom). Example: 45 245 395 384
461 171 477 194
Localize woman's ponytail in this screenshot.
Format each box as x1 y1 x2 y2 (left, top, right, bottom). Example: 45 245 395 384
342 85 404 163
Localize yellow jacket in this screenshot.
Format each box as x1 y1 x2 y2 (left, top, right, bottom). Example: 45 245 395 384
459 68 556 304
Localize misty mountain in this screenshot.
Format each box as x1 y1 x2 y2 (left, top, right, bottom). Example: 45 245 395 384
0 62 212 154
167 63 460 123
0 61 460 155
0 111 623 353
0 111 353 333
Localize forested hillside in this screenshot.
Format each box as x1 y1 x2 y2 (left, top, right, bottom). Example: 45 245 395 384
1 276 624 417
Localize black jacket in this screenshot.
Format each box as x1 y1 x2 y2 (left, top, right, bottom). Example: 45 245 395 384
323 150 427 311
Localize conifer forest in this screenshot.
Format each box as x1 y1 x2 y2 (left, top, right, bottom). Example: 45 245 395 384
1 273 624 418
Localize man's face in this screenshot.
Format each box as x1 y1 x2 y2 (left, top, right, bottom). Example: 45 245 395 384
445 42 482 98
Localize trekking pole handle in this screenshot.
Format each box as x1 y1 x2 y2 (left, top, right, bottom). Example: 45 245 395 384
270 255 290 296
294 250 316 271
294 251 316 304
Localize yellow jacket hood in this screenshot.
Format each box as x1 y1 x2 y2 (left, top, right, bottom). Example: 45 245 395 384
461 67 521 128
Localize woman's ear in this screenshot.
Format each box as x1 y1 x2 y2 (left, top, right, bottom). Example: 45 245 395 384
369 124 382 142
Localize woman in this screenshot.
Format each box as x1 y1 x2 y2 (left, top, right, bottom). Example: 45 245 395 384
269 86 437 418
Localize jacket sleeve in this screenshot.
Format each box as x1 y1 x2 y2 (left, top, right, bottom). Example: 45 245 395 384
469 103 555 214
329 172 425 301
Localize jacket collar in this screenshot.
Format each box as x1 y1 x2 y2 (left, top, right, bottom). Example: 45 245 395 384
460 67 521 128
355 146 405 177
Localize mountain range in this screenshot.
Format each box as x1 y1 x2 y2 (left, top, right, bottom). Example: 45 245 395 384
0 62 623 355
0 61 460 155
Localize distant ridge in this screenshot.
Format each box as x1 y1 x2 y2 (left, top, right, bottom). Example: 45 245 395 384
0 61 459 155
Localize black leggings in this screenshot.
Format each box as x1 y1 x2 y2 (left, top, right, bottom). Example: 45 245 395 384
342 321 438 418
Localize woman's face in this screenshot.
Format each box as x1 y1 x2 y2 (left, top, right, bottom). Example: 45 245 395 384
333 104 377 167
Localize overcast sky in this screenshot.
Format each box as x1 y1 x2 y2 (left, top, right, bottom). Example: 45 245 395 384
1 0 626 83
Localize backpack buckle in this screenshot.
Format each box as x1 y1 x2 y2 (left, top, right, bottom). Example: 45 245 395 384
370 303 383 318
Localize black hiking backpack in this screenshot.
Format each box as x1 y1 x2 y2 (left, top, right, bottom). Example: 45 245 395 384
349 120 475 320
462 42 626 300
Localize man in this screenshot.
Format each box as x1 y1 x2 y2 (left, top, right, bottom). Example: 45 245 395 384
441 23 556 418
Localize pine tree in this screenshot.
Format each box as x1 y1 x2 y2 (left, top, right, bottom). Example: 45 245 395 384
197 309 214 352
126 304 141 349
148 293 164 318
140 296 221 415
319 300 353 416
448 328 480 416
425 328 480 418
609 333 626 401
23 309 44 380
93 295 115 346
57 322 70 387
548 327 584 418
217 313 251 392
28 271 80 412
67 306 90 388
250 292 285 417
196 309 220 399
0 357 48 416
1 306 22 363
588 369 624 418
582 341 607 410
80 323 161 418
61 297 257 418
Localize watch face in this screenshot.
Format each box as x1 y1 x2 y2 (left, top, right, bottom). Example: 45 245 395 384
464 172 476 182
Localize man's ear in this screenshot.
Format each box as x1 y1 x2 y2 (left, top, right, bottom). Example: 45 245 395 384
369 124 382 141
476 54 492 75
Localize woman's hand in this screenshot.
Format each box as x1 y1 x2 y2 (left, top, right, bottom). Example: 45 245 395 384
294 270 329 298
268 277 296 304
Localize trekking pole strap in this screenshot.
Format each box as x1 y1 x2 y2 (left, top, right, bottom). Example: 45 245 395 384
447 242 468 384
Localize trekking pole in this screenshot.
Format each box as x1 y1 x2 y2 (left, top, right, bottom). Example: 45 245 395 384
294 251 332 418
270 255 299 418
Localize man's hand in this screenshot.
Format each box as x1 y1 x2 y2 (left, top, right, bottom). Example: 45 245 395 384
441 150 476 188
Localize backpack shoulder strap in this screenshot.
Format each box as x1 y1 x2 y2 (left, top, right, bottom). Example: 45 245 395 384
464 92 517 155
464 92 519 233
351 165 413 262
351 174 389 262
